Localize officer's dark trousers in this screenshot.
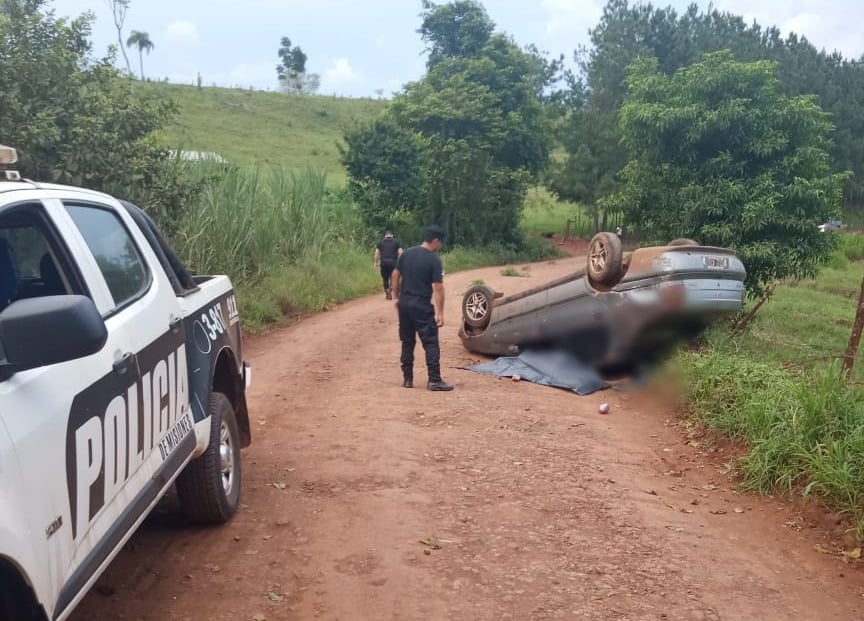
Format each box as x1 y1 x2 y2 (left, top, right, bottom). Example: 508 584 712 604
397 294 441 382
380 262 395 292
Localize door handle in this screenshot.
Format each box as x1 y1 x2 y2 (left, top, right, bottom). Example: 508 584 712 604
169 315 183 333
113 351 135 375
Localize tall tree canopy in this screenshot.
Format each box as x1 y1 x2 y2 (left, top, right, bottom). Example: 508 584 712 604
342 1 554 246
277 36 319 94
604 51 847 297
550 0 864 214
419 0 494 68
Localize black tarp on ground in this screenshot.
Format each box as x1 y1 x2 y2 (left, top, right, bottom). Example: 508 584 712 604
463 349 609 396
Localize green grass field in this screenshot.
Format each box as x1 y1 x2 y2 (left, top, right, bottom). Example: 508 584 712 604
143 82 386 185
706 262 864 374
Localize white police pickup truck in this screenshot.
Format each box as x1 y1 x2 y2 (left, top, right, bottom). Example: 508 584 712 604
0 146 251 620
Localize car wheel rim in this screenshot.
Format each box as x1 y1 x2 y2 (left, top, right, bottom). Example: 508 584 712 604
589 240 608 273
465 292 489 322
219 421 235 496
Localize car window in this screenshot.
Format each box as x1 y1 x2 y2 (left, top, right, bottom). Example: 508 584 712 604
65 204 149 309
0 202 73 310
4 227 49 279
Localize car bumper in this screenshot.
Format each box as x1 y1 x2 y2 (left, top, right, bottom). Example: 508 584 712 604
624 276 745 314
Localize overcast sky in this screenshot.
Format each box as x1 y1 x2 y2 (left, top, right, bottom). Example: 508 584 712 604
47 0 864 98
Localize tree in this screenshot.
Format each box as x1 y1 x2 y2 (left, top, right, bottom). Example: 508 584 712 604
0 0 202 234
342 2 553 247
603 51 848 298
276 36 319 94
107 0 132 74
554 0 864 219
126 30 153 80
547 75 625 232
339 118 424 231
418 0 494 69
277 36 306 76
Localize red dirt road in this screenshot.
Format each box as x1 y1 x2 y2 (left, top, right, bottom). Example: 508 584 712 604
71 253 864 621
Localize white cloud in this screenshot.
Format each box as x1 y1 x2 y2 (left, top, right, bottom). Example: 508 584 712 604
165 20 200 44
320 57 363 91
541 0 602 39
716 0 864 59
779 11 864 57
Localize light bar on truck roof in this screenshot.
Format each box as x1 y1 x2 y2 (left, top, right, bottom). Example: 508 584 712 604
0 145 18 165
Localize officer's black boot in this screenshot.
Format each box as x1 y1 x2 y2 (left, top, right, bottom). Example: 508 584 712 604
402 364 413 388
426 364 453 391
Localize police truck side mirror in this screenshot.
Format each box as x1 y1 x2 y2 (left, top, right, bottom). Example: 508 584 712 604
0 295 108 380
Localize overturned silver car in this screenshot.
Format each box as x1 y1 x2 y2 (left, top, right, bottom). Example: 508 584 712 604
458 233 746 371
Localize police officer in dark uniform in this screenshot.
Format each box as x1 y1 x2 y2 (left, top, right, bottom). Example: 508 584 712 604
373 230 403 300
391 225 454 391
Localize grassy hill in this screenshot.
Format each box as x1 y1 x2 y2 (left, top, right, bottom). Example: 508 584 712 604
141 81 580 236
142 82 387 185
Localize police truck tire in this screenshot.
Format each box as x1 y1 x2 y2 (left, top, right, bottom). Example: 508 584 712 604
0 587 40 621
176 392 241 524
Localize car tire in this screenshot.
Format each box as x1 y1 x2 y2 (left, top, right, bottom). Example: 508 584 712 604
668 238 699 246
462 285 496 329
587 232 624 288
176 392 241 524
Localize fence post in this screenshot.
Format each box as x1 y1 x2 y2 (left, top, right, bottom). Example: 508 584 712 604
843 274 864 374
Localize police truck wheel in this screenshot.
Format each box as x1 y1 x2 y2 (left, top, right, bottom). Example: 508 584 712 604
0 587 40 621
587 232 624 288
462 285 496 329
176 392 241 524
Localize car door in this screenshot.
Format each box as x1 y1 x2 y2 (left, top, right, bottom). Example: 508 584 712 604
0 195 141 617
38 193 196 618
60 195 195 499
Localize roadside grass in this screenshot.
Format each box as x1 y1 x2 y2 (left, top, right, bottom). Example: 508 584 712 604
146 82 385 185
675 234 864 537
840 232 864 262
235 243 382 331
677 351 864 537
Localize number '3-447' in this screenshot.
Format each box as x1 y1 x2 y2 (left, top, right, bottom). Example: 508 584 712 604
201 304 226 341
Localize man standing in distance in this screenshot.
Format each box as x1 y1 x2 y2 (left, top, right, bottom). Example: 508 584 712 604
391 225 454 391
373 230 403 300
